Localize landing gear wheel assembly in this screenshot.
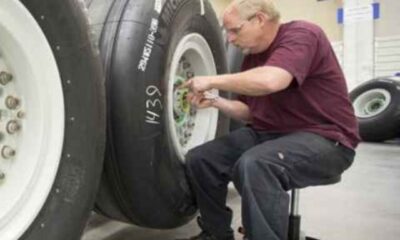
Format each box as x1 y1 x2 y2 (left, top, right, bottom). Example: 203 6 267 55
90 0 229 228
350 77 400 142
0 0 106 239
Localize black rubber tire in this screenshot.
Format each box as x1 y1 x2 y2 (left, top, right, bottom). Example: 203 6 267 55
16 0 106 239
85 0 132 223
226 43 244 74
350 77 400 142
98 0 229 228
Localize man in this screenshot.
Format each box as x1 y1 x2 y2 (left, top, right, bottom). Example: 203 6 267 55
180 0 360 239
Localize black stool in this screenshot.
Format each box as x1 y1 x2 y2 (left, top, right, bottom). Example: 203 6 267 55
288 175 342 240
288 189 319 240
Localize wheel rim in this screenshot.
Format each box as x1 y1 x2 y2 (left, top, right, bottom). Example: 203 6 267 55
168 33 219 161
353 88 391 118
0 1 64 239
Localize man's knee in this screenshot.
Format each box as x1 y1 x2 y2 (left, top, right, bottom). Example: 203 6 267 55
232 152 288 190
185 147 205 172
233 154 260 180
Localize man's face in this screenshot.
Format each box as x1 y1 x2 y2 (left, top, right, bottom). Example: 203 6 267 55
223 10 260 55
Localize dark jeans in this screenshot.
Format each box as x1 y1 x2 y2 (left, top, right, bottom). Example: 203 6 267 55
185 127 355 240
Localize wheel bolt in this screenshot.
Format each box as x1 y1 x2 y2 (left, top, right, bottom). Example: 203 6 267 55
2 146 16 159
7 120 21 134
0 171 5 181
5 96 20 110
182 62 191 69
0 71 13 85
17 111 25 119
186 71 194 79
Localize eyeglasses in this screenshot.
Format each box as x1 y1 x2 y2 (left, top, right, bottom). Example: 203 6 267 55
226 22 246 35
225 14 257 36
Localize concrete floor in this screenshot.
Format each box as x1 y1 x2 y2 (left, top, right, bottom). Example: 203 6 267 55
82 142 400 240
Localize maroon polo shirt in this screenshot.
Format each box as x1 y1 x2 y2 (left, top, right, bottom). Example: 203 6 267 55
239 20 360 149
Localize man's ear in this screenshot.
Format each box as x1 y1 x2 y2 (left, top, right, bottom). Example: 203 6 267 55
255 12 268 26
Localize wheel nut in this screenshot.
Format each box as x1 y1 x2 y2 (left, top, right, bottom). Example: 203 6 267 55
17 111 25 119
2 146 16 159
5 96 20 110
186 71 194 79
0 171 5 181
182 62 191 69
7 120 20 134
0 71 13 85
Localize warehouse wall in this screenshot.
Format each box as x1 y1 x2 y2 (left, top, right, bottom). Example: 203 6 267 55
374 0 400 37
210 0 342 41
210 0 230 19
274 0 342 41
373 1 400 77
209 0 400 83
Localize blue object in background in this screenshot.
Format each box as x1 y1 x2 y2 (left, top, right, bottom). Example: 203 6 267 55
372 3 380 19
337 3 380 24
337 8 344 24
395 73 400 77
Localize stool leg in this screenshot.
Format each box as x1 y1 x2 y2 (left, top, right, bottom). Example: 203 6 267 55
288 189 301 240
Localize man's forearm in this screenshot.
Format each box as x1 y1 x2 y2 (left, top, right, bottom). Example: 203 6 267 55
211 97 251 123
209 66 293 96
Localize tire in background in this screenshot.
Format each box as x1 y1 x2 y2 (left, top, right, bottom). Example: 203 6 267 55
0 0 106 239
85 0 132 223
226 44 245 74
350 77 400 142
95 0 229 228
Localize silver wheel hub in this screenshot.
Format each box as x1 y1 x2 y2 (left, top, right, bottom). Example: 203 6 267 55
353 89 391 118
168 33 219 161
0 1 65 239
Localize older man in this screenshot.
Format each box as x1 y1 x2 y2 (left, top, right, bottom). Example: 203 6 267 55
180 0 360 239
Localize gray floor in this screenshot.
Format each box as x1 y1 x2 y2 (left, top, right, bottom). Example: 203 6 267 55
82 142 400 240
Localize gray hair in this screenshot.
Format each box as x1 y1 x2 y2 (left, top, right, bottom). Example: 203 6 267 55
232 0 281 22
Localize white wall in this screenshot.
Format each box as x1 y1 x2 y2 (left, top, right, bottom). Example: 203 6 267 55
375 0 400 37
210 0 400 87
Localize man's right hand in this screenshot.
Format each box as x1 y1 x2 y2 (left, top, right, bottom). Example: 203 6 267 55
187 92 215 109
186 92 252 123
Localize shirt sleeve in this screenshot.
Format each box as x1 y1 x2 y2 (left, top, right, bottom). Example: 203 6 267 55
264 29 319 86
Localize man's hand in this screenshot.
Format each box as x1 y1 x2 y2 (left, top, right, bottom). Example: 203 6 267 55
180 76 213 94
187 92 214 109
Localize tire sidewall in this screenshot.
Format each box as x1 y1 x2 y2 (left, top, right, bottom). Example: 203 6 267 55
107 0 228 228
18 0 106 239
